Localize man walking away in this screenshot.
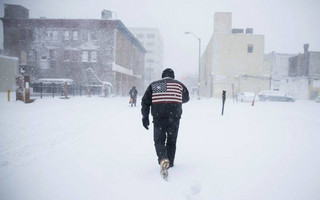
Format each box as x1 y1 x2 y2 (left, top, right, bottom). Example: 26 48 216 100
129 86 138 107
141 68 189 179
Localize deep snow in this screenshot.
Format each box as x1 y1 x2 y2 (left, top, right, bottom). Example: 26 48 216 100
0 93 320 200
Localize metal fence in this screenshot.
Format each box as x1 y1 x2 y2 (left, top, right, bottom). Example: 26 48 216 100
30 83 105 98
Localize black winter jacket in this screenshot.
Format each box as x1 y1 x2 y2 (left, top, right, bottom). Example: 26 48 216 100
141 77 189 119
129 88 138 98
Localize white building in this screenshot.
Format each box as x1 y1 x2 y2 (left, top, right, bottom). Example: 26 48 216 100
200 12 270 98
264 52 295 91
129 28 163 89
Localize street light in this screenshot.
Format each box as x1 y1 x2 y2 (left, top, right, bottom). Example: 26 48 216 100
185 31 201 99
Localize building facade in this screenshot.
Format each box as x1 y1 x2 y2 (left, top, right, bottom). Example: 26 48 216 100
200 12 270 98
1 4 146 96
129 28 163 89
288 44 320 99
0 55 19 92
264 52 295 91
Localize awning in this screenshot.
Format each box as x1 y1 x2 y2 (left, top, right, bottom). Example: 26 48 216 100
112 62 141 79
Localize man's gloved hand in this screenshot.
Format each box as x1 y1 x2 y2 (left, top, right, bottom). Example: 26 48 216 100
142 117 150 130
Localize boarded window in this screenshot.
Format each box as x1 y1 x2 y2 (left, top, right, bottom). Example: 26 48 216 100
64 51 70 61
90 33 97 40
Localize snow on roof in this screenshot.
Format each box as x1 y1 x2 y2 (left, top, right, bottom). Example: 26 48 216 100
0 54 19 60
36 78 73 85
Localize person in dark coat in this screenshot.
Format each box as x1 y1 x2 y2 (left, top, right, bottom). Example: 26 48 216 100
141 68 189 170
129 86 138 107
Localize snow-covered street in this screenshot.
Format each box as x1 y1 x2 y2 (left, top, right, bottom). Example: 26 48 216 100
1 94 320 200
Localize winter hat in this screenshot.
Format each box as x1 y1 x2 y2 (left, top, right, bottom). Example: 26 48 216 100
162 68 175 79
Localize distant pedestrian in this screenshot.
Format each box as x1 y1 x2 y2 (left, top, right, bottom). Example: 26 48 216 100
141 68 189 179
129 86 138 107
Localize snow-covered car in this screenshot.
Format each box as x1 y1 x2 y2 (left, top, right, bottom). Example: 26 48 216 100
258 90 295 102
315 96 320 103
238 92 256 102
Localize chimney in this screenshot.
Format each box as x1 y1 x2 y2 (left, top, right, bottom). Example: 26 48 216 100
101 9 112 20
303 43 309 54
245 28 253 34
232 28 244 34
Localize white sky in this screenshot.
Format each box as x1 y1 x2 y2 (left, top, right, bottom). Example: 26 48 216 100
0 0 319 76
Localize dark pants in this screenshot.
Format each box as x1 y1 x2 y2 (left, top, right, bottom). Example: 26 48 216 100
131 96 137 107
153 117 180 166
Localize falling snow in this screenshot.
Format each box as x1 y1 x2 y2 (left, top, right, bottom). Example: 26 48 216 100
1 94 320 200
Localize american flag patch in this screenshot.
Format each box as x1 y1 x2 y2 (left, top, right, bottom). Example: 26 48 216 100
152 82 183 103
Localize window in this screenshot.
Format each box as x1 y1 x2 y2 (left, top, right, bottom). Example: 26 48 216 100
247 44 253 53
73 31 78 40
90 33 97 40
147 42 154 46
71 51 79 62
41 55 48 61
90 51 97 62
45 31 51 40
64 51 70 61
64 31 70 40
82 31 89 41
82 51 88 62
49 49 55 60
147 34 155 38
53 31 58 40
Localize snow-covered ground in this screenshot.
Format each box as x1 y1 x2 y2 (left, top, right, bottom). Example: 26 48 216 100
1 93 320 200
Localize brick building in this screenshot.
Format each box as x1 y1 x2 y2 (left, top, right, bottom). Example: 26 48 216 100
1 4 146 96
